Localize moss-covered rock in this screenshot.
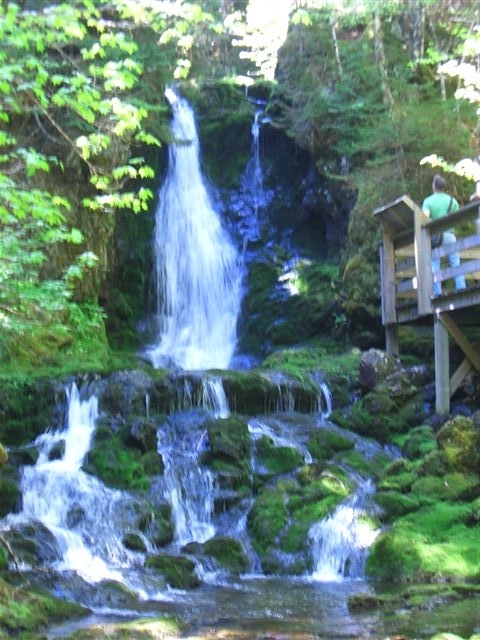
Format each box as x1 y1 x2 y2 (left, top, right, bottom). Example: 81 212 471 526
205 416 250 466
0 377 57 446
0 577 88 637
374 490 421 521
254 435 304 475
123 532 147 553
401 425 438 459
247 482 290 557
201 536 250 573
307 427 354 462
144 553 200 589
436 416 480 472
133 503 174 548
0 477 21 517
84 437 149 491
367 502 479 582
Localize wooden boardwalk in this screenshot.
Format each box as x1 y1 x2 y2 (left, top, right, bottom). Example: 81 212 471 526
374 196 480 414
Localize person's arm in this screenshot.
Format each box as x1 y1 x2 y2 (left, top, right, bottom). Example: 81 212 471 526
470 181 480 201
422 204 431 218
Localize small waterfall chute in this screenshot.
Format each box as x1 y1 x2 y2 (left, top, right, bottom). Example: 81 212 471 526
248 418 313 465
5 383 144 584
157 414 216 547
308 478 381 582
144 89 243 371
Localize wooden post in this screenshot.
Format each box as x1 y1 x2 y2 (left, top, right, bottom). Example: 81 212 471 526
385 324 399 356
380 235 397 324
434 314 450 415
414 205 432 315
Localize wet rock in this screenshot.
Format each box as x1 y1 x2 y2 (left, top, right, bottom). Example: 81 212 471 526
144 553 200 588
200 536 250 573
359 349 395 391
123 532 147 552
436 416 480 472
129 419 158 453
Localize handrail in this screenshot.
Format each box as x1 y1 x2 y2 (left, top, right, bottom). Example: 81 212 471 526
377 196 480 324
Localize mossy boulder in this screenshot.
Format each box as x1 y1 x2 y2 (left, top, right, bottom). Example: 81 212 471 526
401 425 438 459
123 532 147 552
3 523 62 566
205 416 250 462
0 477 21 517
84 437 150 491
247 482 290 557
307 427 354 462
144 553 200 589
367 502 478 582
201 536 250 573
411 472 480 502
0 378 57 446
134 503 174 548
374 490 421 521
0 577 88 637
436 416 480 472
254 435 304 475
248 467 351 570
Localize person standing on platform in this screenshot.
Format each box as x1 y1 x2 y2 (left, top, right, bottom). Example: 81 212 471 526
422 174 466 296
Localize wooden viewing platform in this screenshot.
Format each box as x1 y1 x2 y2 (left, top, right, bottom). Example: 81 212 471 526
374 196 480 414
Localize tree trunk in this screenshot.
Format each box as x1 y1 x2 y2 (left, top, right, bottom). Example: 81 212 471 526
372 10 395 117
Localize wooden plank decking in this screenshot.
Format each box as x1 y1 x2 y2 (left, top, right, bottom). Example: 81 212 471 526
374 197 480 414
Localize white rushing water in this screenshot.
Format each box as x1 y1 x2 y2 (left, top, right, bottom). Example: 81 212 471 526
309 478 381 582
157 417 216 547
144 89 243 371
6 384 137 584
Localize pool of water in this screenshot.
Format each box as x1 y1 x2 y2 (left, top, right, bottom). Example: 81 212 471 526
47 576 480 639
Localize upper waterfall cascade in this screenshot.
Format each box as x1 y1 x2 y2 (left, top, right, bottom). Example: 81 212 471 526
144 90 243 371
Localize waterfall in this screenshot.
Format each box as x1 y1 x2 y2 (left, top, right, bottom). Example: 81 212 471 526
248 418 313 465
6 383 137 584
157 415 216 547
244 108 267 218
308 478 381 582
144 89 242 371
201 376 230 419
229 103 273 248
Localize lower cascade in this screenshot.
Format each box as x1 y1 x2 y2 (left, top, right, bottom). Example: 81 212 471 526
309 477 381 582
5 384 137 584
1 373 434 640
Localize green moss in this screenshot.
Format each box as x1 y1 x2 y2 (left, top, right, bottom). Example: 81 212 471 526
84 438 149 491
367 502 479 581
255 436 304 474
436 416 480 472
411 473 479 502
0 377 57 446
202 536 249 573
247 484 289 555
401 425 438 459
205 416 250 468
374 490 421 521
0 577 87 636
0 477 21 518
144 554 200 589
377 470 417 493
307 428 354 462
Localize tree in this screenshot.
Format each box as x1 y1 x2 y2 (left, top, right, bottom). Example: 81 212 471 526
0 0 162 363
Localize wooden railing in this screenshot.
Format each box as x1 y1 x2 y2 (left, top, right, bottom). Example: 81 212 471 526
374 196 480 414
377 198 480 325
